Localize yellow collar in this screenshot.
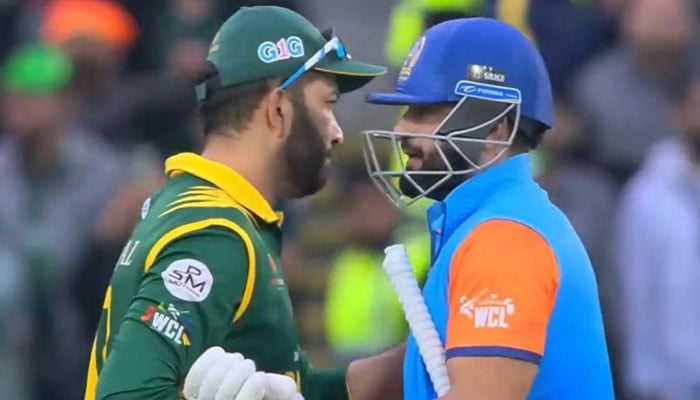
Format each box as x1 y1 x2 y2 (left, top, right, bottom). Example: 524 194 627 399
164 153 281 225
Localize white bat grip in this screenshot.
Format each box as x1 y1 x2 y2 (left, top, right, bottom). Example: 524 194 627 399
383 244 451 397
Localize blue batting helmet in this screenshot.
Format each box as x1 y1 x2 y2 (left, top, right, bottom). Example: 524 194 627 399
361 17 553 206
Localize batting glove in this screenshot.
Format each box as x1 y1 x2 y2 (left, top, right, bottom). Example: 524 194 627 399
183 347 303 400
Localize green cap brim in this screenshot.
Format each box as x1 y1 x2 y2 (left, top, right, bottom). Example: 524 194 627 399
314 57 386 93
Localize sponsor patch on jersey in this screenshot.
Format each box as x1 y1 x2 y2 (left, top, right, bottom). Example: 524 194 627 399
459 289 515 329
140 303 193 346
162 258 213 302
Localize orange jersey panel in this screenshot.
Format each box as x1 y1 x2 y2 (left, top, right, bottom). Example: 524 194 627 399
446 219 560 361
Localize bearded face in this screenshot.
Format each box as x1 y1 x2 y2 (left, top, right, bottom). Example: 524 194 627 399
281 96 332 199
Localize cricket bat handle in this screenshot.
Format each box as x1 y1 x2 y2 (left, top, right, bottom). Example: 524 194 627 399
383 244 451 397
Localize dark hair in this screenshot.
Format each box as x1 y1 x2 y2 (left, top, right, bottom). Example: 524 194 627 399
195 62 275 135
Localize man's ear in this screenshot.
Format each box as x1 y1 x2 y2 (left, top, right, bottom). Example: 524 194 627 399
265 88 293 138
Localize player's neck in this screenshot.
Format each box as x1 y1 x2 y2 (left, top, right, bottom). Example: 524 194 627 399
201 138 278 207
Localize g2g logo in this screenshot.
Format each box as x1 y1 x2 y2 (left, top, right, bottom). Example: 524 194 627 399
258 36 305 63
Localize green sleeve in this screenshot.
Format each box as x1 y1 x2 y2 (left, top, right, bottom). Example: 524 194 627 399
298 351 349 400
96 227 250 399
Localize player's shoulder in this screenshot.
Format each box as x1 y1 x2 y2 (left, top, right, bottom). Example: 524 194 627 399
461 219 549 251
450 219 558 279
131 173 262 268
141 173 258 233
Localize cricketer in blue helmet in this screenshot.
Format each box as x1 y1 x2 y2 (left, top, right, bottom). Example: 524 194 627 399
361 18 615 400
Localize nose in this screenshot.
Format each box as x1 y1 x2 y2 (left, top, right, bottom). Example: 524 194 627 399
401 137 421 157
331 118 344 146
333 129 343 146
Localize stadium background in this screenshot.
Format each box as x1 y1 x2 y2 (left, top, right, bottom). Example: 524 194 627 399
0 0 697 399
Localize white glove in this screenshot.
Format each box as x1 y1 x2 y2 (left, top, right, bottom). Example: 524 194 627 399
262 373 302 400
183 347 304 400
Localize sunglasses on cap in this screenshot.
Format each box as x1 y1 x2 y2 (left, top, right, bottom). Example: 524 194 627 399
279 27 347 89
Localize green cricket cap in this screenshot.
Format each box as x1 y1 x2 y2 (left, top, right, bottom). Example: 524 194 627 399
1 43 73 94
197 6 386 100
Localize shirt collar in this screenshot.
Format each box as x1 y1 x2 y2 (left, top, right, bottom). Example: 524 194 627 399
165 152 281 225
428 154 534 236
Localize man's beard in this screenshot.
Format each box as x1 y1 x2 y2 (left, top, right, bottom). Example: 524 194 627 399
398 142 473 201
282 99 329 199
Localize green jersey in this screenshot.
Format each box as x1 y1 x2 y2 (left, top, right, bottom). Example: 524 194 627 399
85 153 348 400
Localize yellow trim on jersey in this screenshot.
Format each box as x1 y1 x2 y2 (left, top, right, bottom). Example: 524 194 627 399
84 338 98 400
101 286 113 361
165 153 281 225
84 285 114 400
158 186 256 222
144 218 257 322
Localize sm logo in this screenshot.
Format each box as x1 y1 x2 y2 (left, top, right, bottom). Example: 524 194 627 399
162 258 214 302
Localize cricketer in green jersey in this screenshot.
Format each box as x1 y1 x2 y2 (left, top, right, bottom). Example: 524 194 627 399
85 6 406 400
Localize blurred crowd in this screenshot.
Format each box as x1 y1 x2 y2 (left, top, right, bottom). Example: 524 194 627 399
0 0 698 399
